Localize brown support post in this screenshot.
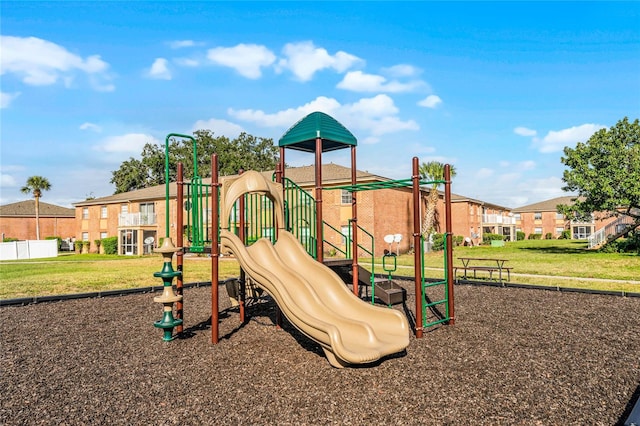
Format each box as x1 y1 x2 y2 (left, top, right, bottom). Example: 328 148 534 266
274 160 283 330
238 169 246 324
277 147 285 183
315 137 323 263
350 146 359 296
444 164 455 325
211 154 219 344
176 163 184 333
412 157 423 338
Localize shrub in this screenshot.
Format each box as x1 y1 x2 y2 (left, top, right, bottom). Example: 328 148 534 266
453 235 464 247
101 236 118 255
516 231 525 241
94 239 102 253
430 233 445 251
3 237 18 242
545 232 553 240
528 233 542 240
559 230 571 240
482 233 504 244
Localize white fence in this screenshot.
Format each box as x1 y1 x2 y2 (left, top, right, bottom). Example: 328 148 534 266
0 240 58 261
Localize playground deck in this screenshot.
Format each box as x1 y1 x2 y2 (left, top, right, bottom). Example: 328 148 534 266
1 282 639 425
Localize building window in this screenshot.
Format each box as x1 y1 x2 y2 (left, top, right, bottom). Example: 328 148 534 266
556 212 564 220
82 232 89 241
101 206 108 219
534 212 542 220
534 227 543 234
121 204 128 214
140 202 155 215
82 207 89 219
514 213 521 221
100 232 108 239
341 190 352 205
555 227 564 235
341 225 350 245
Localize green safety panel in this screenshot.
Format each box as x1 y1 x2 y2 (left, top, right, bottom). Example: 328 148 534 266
279 111 357 152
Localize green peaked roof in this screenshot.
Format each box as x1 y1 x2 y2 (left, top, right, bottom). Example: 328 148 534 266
278 111 357 153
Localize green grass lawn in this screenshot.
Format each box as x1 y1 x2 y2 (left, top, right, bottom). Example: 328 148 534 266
0 254 240 299
0 239 637 299
365 238 640 293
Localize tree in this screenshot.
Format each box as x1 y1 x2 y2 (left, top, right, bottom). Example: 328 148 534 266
110 130 280 193
560 117 640 221
20 176 52 240
419 161 456 237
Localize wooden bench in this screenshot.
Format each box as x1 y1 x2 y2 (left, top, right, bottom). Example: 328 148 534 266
455 257 512 286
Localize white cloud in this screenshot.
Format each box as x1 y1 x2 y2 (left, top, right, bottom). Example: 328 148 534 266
0 35 114 90
94 133 159 154
207 43 276 79
519 160 536 170
174 58 200 67
361 136 380 145
0 174 17 187
229 96 342 127
382 64 421 78
534 123 606 153
514 126 537 137
515 176 566 202
79 122 102 132
146 58 172 80
168 40 199 49
476 168 494 178
276 41 362 81
0 91 20 108
418 95 442 109
192 118 245 138
337 70 425 93
229 94 418 139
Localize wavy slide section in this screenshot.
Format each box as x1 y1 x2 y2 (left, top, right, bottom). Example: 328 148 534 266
220 229 410 368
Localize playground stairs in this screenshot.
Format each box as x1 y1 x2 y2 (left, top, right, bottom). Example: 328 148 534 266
324 259 386 299
588 212 640 249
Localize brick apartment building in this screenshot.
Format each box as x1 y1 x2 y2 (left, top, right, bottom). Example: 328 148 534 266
0 200 76 241
513 196 617 239
451 195 515 245
71 163 520 256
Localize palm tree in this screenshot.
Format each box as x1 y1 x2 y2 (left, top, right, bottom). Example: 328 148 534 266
20 176 52 240
419 161 456 238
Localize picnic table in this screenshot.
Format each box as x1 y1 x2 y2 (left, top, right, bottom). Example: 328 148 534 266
455 257 512 285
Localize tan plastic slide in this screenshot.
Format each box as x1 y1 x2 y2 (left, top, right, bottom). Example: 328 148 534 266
219 171 410 368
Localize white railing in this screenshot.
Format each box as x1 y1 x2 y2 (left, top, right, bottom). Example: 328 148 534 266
118 212 157 227
588 214 636 249
482 214 516 225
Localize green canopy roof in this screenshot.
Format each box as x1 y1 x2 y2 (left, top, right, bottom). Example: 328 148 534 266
278 112 357 153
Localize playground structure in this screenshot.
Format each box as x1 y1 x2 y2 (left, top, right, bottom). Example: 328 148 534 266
153 112 455 367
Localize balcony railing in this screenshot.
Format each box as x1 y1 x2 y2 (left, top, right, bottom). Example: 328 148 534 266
118 212 157 227
482 214 516 225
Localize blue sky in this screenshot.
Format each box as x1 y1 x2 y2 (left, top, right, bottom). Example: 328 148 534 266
1 1 639 209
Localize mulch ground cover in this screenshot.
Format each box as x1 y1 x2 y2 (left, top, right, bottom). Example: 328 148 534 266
2 281 639 425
